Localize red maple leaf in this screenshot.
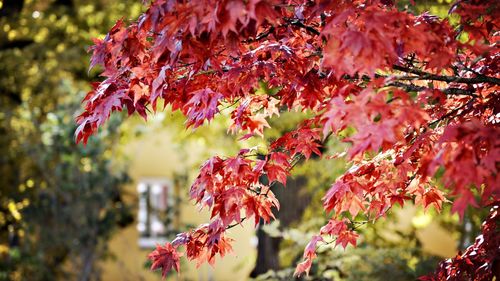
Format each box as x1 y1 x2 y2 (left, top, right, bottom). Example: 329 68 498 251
184 88 223 128
148 243 182 278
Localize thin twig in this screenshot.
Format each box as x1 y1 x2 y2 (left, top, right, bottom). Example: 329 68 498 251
285 18 321 36
226 217 246 229
428 97 476 127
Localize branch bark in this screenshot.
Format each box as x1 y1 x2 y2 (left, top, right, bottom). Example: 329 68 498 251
392 65 500 85
387 81 478 98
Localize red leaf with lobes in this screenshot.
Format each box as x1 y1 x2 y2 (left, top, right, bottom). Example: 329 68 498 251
304 235 323 259
148 243 182 278
336 230 358 249
75 83 128 144
183 89 223 129
294 257 313 277
264 152 291 185
211 187 245 225
421 187 445 212
88 37 107 72
272 127 323 159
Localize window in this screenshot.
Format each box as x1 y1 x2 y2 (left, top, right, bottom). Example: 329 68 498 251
137 178 176 248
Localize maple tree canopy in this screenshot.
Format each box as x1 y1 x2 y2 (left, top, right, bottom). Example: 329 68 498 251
76 0 499 279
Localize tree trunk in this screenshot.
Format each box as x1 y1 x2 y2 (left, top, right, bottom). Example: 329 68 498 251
0 0 24 18
79 247 96 281
250 176 311 277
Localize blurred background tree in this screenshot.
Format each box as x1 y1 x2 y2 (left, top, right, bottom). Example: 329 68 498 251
0 0 143 280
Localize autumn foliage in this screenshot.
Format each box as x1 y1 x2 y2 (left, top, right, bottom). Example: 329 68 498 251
76 0 499 279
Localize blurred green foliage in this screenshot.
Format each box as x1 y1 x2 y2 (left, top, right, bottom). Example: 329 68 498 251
254 246 441 281
254 206 444 281
0 0 143 280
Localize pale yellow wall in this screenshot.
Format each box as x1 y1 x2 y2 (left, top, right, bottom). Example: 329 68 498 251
101 123 457 280
101 129 256 281
379 205 457 258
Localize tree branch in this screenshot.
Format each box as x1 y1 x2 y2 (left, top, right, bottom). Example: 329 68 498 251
0 39 34 51
227 217 246 229
285 18 321 36
392 65 500 85
271 18 499 87
428 97 476 127
243 26 276 43
386 81 478 98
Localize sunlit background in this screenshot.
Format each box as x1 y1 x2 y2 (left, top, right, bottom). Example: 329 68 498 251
0 0 487 280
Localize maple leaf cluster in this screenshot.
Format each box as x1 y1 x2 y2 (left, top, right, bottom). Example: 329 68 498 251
76 0 499 278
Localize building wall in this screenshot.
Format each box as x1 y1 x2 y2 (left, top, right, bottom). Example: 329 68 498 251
382 205 458 257
101 129 257 281
101 126 457 280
